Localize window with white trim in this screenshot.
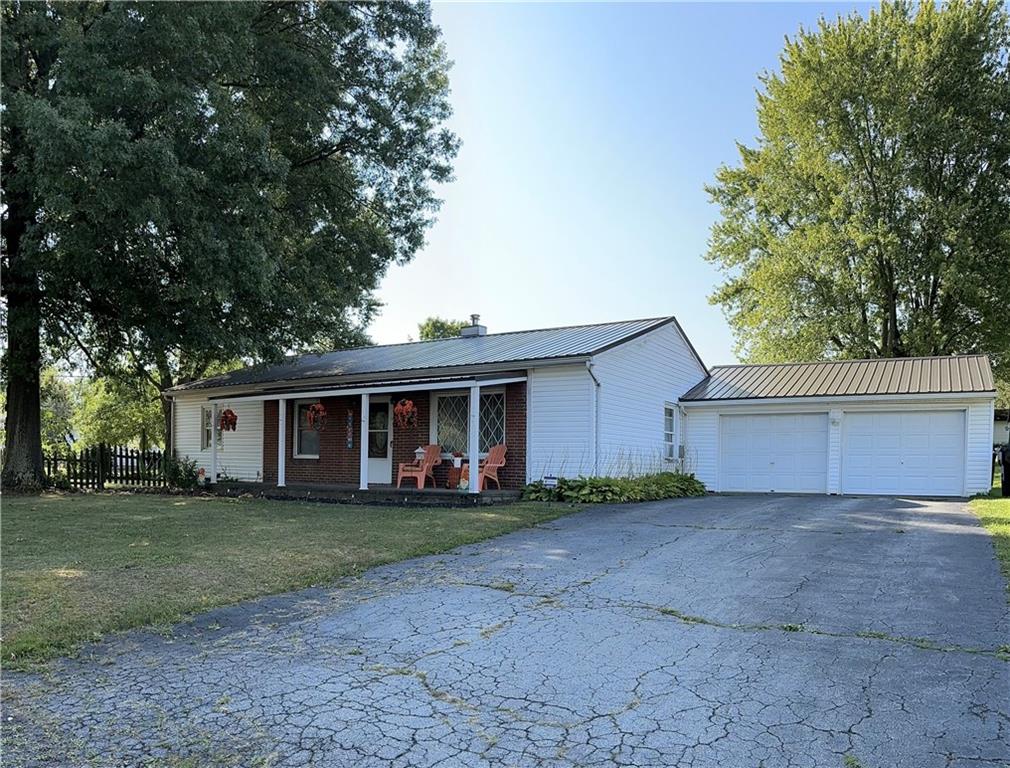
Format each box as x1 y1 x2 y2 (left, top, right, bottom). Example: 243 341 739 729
293 400 320 458
664 404 677 461
201 406 222 450
432 391 506 455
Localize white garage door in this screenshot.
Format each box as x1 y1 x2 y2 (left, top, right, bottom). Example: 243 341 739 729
841 410 965 496
719 413 829 493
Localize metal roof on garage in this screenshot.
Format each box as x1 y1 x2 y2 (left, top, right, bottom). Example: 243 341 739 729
170 316 703 393
681 355 995 402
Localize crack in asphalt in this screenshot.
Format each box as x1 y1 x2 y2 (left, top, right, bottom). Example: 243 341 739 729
2 495 1008 768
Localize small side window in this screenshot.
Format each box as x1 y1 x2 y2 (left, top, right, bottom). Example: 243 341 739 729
294 401 321 458
201 407 222 450
663 405 676 461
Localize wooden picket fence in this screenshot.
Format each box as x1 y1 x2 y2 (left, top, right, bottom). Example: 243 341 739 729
44 444 168 490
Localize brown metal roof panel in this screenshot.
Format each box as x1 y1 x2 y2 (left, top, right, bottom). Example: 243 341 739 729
731 368 768 399
775 364 810 397
977 356 990 390
844 359 871 395
815 361 842 395
884 359 904 394
745 364 782 397
969 355 988 391
921 358 935 392
951 357 965 392
683 355 993 401
809 362 839 396
793 363 823 396
863 359 889 395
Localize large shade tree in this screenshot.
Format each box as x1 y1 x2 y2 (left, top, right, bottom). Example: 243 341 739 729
706 1 1010 386
2 1 458 488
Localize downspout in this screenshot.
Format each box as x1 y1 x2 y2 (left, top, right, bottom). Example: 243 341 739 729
586 361 601 476
169 397 176 458
677 404 687 471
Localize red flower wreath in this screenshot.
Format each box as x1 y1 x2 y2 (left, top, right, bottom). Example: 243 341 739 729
393 398 418 429
307 402 328 431
218 408 238 432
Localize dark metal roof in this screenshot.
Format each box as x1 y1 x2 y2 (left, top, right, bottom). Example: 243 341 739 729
171 316 687 393
682 355 995 401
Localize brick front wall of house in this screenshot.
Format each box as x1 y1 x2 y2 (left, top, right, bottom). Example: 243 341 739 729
261 381 527 490
263 396 362 485
501 381 527 488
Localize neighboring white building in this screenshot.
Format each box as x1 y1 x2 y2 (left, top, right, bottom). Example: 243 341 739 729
165 316 996 498
995 410 1009 446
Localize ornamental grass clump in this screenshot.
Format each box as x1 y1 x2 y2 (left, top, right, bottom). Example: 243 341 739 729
523 472 705 503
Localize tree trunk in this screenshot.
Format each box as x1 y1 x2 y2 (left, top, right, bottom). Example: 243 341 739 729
155 356 175 457
161 395 173 457
2 220 46 490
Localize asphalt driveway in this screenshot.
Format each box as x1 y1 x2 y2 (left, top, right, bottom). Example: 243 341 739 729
4 495 1008 768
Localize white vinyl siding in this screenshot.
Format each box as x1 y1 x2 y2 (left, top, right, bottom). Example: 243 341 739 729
967 400 995 493
174 397 264 481
683 409 719 486
591 320 706 475
527 365 594 481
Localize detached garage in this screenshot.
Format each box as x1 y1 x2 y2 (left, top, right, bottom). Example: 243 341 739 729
681 356 995 497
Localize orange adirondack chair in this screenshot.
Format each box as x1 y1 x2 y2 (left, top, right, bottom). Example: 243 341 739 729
397 444 442 489
460 444 507 490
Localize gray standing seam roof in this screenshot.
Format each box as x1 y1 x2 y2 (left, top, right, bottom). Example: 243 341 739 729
681 355 994 401
170 316 696 393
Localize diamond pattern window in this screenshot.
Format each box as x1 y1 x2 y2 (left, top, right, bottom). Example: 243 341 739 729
435 391 506 455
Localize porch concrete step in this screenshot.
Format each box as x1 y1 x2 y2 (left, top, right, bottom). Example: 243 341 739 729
214 482 522 507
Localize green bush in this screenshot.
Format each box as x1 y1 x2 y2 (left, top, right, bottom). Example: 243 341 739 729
164 455 201 489
47 471 72 491
523 471 706 503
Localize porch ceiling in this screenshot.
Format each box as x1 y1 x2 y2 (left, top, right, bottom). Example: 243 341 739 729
207 372 527 402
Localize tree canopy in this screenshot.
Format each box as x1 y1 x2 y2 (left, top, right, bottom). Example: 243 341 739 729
417 316 467 340
705 0 1010 382
2 1 458 487
73 377 165 449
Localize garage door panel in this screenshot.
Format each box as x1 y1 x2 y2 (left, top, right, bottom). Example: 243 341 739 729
719 413 828 493
842 410 964 496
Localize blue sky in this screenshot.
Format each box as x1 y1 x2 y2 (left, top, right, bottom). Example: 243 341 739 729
368 2 873 366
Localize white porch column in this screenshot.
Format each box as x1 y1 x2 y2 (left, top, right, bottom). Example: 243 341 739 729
359 393 370 490
468 384 481 493
276 398 286 487
210 402 219 484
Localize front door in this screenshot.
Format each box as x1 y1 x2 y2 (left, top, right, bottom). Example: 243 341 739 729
367 399 392 484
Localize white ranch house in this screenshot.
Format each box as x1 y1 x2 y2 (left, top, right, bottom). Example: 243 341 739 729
165 316 996 497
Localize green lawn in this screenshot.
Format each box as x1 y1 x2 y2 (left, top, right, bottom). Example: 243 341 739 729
2 493 569 667
971 475 1008 600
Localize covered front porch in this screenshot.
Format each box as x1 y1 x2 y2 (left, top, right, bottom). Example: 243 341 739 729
208 374 527 494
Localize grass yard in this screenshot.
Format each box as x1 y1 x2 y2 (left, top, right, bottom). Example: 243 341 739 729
971 476 1008 600
2 493 569 667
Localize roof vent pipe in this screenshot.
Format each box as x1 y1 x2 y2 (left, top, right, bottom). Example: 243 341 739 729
460 314 487 337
